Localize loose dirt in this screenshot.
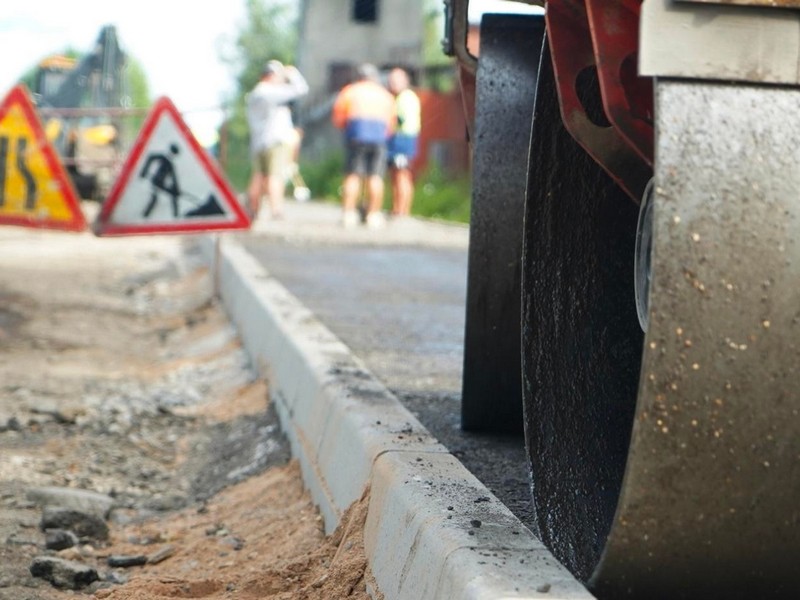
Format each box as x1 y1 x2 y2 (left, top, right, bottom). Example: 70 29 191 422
0 226 370 599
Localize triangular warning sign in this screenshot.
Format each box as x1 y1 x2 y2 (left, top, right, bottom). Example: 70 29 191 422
0 85 87 232
96 96 251 236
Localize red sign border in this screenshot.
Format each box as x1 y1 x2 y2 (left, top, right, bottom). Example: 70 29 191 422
0 85 87 232
96 96 251 236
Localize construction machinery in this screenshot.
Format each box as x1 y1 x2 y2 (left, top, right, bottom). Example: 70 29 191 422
32 25 129 200
448 0 800 597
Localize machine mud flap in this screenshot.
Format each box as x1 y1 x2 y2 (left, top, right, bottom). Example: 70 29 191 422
461 13 545 433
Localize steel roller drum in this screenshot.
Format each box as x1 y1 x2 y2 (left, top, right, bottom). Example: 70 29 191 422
522 49 800 598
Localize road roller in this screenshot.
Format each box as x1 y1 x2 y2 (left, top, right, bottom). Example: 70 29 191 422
448 0 800 597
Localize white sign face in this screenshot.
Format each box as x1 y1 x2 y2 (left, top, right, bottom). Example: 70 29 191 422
97 97 250 236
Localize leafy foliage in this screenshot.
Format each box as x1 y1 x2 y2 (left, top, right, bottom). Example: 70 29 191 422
404 167 471 223
219 0 471 223
219 0 299 187
299 153 345 201
422 0 450 67
301 159 471 223
120 56 152 141
125 56 152 109
230 0 298 98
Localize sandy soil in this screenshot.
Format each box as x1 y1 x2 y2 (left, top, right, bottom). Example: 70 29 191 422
0 226 370 599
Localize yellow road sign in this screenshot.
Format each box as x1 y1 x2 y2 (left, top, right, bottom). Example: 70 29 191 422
0 85 86 231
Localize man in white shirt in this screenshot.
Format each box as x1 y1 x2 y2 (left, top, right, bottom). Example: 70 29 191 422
246 60 308 218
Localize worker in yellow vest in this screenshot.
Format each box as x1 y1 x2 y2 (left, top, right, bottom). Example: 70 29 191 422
387 68 421 218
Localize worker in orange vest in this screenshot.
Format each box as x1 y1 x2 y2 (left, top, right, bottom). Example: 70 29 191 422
332 64 396 229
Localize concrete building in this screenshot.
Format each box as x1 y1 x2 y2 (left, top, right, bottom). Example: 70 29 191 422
297 0 424 99
296 0 424 160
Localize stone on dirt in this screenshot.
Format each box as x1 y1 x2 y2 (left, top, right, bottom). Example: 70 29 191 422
142 492 186 512
45 528 79 550
147 544 176 564
29 556 99 589
28 486 114 519
40 507 109 541
29 400 85 424
107 554 147 568
0 414 21 432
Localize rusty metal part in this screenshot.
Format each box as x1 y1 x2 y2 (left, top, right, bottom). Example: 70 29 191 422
445 1 478 137
546 0 651 201
640 0 800 85
462 13 545 433
499 0 545 5
522 38 643 582
457 64 477 139
584 0 654 164
677 0 800 7
443 0 477 74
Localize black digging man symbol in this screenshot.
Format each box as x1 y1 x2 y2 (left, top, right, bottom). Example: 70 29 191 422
139 143 225 219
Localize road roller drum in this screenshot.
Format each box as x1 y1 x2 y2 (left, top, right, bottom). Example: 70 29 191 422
447 0 800 596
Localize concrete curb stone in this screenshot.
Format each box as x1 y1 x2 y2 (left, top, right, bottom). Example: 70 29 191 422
201 234 594 600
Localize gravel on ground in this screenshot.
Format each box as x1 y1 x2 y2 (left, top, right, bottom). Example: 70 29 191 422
0 225 370 600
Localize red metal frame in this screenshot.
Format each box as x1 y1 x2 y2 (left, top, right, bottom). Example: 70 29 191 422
457 64 477 139
450 0 654 201
546 0 652 202
585 0 653 164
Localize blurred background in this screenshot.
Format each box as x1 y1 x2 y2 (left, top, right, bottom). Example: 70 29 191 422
0 0 541 222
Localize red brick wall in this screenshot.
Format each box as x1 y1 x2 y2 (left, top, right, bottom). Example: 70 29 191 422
412 87 471 176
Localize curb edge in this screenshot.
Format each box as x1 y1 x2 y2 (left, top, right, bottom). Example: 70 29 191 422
201 235 594 600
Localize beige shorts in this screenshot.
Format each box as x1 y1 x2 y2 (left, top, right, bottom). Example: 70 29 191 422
253 142 292 178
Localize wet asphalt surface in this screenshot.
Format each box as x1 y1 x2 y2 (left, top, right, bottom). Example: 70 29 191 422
239 235 536 531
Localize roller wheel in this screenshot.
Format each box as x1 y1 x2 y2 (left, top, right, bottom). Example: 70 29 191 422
522 47 800 598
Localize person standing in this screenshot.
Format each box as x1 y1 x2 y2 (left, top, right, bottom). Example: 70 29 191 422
331 63 396 228
246 60 309 219
387 67 421 217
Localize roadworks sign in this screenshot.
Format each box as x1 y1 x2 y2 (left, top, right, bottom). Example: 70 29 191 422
0 85 87 232
96 96 250 236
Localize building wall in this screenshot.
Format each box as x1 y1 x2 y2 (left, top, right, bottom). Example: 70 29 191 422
298 0 423 98
296 0 470 177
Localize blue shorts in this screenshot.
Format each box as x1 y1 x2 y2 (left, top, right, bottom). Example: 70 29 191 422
387 134 418 168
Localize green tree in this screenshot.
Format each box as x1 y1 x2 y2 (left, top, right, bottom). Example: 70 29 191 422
231 0 298 95
121 56 152 140
423 0 449 67
125 56 152 110
219 0 299 189
420 0 457 92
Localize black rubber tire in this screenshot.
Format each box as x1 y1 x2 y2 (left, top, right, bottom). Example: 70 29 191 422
520 41 643 582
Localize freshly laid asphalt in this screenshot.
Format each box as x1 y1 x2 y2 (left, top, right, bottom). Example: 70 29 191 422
235 201 536 530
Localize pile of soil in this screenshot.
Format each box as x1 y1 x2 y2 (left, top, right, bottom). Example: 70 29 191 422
0 229 371 599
